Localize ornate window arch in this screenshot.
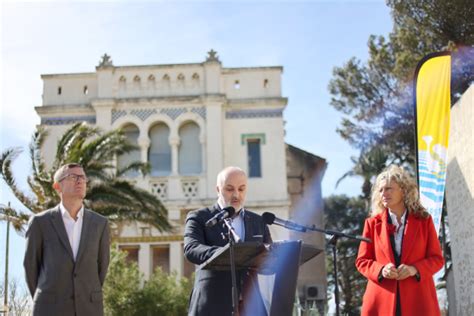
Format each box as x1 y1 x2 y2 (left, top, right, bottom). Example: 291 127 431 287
119 76 127 90
178 121 202 175
148 122 171 176
117 123 141 177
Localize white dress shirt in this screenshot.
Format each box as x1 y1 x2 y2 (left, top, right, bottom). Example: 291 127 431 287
388 209 407 256
217 202 245 241
60 202 84 261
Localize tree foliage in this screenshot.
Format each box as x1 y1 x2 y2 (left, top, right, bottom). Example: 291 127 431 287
0 122 171 231
0 277 31 316
329 0 474 171
336 147 389 201
104 248 192 316
324 195 368 316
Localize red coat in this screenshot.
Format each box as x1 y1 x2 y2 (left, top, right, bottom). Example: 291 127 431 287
356 210 444 316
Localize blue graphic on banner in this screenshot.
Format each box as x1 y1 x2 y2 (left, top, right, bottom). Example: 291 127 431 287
418 136 447 233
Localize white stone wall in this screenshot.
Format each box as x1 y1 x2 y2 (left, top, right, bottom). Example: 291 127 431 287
223 115 288 202
42 73 97 105
42 64 281 105
446 85 474 316
222 68 282 99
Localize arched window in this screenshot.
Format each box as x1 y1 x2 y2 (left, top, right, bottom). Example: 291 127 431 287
119 76 126 90
191 73 200 88
148 123 171 176
178 122 202 175
162 74 170 88
133 75 141 90
117 124 140 177
263 79 269 88
147 74 156 89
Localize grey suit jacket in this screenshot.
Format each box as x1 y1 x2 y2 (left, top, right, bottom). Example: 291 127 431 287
24 206 110 316
184 204 272 316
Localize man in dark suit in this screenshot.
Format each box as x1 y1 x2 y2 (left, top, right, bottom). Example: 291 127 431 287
184 166 272 316
24 163 110 316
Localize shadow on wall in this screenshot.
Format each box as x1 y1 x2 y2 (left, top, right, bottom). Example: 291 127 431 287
446 157 474 316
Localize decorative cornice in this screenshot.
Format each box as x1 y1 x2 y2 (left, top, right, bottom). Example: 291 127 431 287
111 106 206 124
227 97 287 107
41 115 96 125
113 235 184 243
241 133 266 145
226 108 283 119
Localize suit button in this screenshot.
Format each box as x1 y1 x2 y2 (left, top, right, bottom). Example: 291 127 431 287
74 273 77 277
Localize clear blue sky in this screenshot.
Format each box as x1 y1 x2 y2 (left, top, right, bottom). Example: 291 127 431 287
0 0 392 285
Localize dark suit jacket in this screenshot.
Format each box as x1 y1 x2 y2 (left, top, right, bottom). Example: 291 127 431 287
24 206 110 316
184 204 272 316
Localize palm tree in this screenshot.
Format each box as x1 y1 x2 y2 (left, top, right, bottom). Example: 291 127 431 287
0 122 171 232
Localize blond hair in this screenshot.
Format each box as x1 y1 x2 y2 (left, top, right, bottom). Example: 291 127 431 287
370 165 428 218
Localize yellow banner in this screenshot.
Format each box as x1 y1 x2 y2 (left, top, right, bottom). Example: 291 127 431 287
415 53 451 234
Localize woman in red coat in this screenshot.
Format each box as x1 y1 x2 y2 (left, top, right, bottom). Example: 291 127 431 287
356 165 444 316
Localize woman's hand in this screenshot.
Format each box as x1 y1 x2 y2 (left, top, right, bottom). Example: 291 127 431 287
396 264 418 280
381 263 399 279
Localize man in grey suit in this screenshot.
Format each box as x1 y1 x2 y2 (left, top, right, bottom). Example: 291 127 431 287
184 166 272 316
24 163 110 316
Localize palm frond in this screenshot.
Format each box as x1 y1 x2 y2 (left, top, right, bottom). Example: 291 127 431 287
0 204 30 233
87 181 171 231
54 122 100 168
28 127 56 200
0 148 42 213
3 123 172 232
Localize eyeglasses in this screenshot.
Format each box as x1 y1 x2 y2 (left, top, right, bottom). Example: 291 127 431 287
58 174 88 183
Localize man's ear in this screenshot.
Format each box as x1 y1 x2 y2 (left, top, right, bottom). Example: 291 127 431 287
216 185 220 195
53 182 61 192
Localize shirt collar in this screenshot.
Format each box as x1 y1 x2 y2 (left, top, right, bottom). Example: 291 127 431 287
60 202 84 220
388 209 407 226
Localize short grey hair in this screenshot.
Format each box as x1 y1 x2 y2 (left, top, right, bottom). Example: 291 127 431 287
53 163 83 183
216 166 246 188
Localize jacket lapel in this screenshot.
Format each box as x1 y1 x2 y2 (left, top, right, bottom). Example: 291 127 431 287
75 209 92 264
50 206 74 260
376 210 396 263
243 210 253 242
400 213 420 263
210 204 228 240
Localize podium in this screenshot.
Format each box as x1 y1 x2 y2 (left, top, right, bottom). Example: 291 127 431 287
199 241 322 316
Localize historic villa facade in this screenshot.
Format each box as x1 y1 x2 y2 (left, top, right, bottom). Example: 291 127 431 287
35 51 327 304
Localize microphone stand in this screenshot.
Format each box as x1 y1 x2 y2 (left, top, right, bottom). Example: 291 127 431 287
302 225 371 316
222 218 241 316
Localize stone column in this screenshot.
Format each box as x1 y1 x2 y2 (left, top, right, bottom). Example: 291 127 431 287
169 242 183 278
138 137 150 163
170 137 180 175
138 243 151 281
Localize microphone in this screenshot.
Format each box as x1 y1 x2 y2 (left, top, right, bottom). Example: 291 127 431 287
205 206 236 227
262 212 306 232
